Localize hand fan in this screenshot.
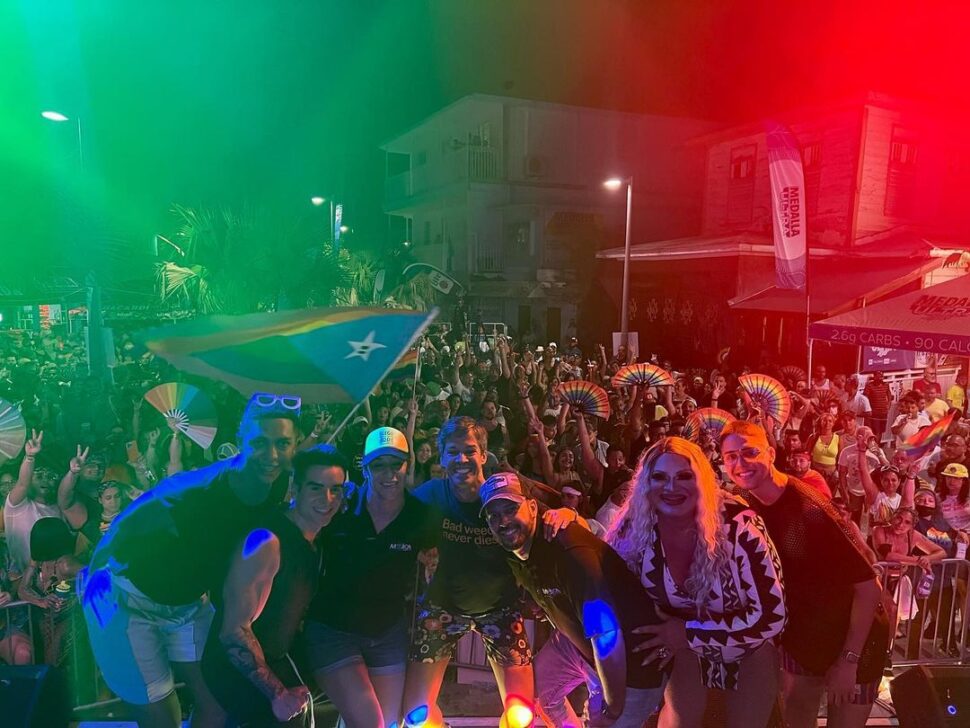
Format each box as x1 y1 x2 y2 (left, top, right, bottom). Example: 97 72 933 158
683 408 737 441
780 365 808 385
145 383 218 449
738 373 792 425
0 398 26 462
612 362 675 389
558 380 611 420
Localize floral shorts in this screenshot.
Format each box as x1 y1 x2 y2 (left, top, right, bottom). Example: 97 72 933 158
409 601 533 667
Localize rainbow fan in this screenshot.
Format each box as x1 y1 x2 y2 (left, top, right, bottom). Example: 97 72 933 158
0 398 26 463
558 380 611 420
144 383 218 449
780 365 808 386
739 373 792 425
683 408 737 441
612 363 675 389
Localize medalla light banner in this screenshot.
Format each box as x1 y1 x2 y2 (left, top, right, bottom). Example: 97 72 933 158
765 121 807 291
809 274 970 356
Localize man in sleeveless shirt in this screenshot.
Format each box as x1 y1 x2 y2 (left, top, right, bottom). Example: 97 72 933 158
203 446 348 726
80 393 302 728
721 420 887 728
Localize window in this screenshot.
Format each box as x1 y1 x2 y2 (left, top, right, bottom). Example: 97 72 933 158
802 142 822 168
727 144 757 225
884 127 919 218
730 145 756 179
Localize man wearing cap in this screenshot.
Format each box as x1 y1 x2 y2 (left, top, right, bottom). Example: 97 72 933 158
481 472 666 727
80 393 302 728
403 416 545 728
304 428 439 728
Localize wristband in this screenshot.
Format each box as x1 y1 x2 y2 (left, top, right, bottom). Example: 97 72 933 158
70 466 81 474
24 456 35 463
839 649 861 664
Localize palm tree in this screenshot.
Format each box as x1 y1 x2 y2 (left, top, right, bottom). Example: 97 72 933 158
156 204 368 314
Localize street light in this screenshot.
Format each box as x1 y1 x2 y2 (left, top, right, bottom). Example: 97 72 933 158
604 176 633 351
310 195 336 246
41 109 83 168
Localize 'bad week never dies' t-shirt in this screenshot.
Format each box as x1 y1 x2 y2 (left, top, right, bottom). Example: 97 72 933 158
412 477 519 617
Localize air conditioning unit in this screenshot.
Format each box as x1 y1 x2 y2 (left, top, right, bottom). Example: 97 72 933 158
524 155 546 178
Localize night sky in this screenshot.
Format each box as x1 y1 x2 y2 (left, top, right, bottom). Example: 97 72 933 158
2 0 967 281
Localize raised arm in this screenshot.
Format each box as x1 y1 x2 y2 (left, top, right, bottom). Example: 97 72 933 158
219 530 310 722
8 430 43 507
575 413 604 492
58 446 91 530
855 439 880 507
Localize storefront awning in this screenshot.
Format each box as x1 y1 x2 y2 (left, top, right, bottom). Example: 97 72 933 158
729 258 942 317
809 272 970 356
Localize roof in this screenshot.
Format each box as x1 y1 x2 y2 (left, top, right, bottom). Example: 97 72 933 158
809 272 970 356
729 257 942 317
381 92 716 152
596 233 776 262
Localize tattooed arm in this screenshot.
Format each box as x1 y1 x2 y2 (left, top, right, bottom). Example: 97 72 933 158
218 529 310 720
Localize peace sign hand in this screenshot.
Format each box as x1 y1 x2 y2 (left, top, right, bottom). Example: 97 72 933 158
70 445 90 474
24 430 44 458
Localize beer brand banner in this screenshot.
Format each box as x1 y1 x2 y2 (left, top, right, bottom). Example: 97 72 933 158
765 121 807 290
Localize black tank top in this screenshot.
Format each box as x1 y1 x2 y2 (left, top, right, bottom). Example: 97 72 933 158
210 509 320 661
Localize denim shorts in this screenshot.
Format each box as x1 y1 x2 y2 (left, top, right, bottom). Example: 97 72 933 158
304 617 409 676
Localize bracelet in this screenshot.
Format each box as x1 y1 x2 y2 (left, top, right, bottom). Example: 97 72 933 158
70 466 81 474
24 456 35 463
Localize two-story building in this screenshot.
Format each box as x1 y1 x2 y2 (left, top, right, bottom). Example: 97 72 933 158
597 92 970 366
381 94 716 343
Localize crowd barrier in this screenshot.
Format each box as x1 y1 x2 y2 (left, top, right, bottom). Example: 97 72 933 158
875 558 970 667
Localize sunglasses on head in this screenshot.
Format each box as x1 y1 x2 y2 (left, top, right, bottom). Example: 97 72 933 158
252 393 302 411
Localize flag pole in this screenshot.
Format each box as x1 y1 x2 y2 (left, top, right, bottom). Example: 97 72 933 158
411 347 423 401
327 399 365 445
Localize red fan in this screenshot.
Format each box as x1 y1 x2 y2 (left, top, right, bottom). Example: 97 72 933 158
612 363 675 389
558 380 611 420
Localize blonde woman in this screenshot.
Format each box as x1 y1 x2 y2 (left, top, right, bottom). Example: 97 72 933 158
608 437 786 728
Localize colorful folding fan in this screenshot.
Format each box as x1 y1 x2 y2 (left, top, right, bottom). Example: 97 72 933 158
144 383 218 449
612 362 675 389
558 380 611 420
0 398 26 463
683 408 737 441
738 373 792 425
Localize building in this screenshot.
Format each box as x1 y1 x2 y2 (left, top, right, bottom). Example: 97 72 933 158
381 94 717 343
597 92 970 367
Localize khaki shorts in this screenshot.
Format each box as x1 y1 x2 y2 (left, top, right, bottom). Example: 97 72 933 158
80 565 213 704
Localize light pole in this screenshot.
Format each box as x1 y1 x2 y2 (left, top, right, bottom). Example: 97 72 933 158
604 176 633 351
41 110 83 169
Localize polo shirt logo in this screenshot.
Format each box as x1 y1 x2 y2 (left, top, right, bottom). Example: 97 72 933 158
389 543 412 552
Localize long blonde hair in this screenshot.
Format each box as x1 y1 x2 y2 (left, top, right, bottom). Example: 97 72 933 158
607 437 728 615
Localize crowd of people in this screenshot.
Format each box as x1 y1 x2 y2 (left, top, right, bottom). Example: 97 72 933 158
1 324 969 728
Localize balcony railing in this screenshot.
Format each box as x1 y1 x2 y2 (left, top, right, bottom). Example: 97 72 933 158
467 147 501 182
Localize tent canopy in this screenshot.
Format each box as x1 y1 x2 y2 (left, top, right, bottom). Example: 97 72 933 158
808 274 970 356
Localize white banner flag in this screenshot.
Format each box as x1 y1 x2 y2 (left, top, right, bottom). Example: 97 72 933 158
765 121 807 290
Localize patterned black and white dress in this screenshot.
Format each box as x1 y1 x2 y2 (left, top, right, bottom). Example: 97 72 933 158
637 495 787 690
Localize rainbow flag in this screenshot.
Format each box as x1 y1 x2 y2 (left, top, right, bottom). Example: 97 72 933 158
386 349 420 380
898 410 958 460
138 307 438 403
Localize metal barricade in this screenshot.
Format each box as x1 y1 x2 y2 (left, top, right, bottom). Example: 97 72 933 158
875 558 969 667
0 598 36 664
